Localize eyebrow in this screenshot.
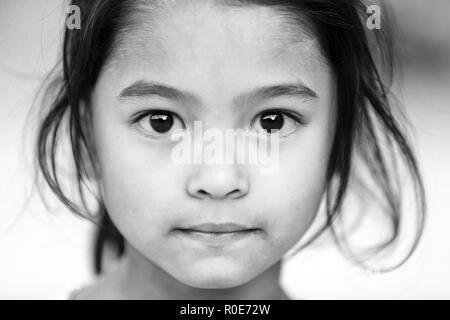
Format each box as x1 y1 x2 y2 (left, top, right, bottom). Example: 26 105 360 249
118 80 318 108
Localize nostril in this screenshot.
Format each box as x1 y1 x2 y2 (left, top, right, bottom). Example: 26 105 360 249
226 189 244 199
195 188 243 200
186 166 250 200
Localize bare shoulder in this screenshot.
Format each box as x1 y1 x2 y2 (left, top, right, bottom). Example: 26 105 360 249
69 284 100 300
69 273 122 300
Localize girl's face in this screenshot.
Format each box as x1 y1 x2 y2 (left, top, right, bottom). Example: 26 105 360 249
91 1 335 289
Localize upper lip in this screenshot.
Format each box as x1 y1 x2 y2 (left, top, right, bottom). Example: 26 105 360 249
177 223 257 233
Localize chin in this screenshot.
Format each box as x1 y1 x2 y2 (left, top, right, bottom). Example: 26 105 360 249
175 260 256 289
182 274 251 289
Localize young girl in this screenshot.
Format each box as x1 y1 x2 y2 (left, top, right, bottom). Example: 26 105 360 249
35 0 426 299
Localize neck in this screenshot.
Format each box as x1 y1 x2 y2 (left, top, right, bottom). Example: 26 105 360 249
111 242 289 300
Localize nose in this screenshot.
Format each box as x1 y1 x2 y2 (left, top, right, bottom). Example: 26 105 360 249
186 164 249 200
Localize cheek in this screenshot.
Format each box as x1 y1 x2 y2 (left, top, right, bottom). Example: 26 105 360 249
98 150 187 248
256 161 326 253
257 117 334 251
91 106 182 243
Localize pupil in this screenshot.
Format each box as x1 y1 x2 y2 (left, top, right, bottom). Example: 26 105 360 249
149 112 174 133
260 112 284 133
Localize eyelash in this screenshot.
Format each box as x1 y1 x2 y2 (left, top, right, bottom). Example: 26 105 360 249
130 109 182 125
128 109 184 138
254 108 307 138
257 108 307 126
129 108 307 138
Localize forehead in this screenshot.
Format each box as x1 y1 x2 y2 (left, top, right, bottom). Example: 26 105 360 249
110 1 324 70
102 0 329 100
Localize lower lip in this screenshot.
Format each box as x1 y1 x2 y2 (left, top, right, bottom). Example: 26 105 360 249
173 229 260 246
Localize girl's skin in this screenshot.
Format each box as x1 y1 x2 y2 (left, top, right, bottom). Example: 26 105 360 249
79 0 336 299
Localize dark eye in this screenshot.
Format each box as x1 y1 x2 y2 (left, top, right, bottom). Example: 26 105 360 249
133 110 185 137
260 112 284 133
252 110 303 136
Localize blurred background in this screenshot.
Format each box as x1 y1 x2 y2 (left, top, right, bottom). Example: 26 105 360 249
0 0 449 299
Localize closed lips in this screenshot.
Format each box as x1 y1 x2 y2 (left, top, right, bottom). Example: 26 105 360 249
176 223 259 233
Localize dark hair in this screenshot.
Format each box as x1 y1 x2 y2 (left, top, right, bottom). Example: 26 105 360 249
35 0 426 275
